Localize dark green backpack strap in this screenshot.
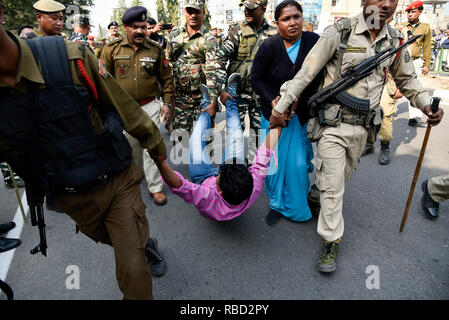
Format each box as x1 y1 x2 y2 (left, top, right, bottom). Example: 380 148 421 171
334 18 352 80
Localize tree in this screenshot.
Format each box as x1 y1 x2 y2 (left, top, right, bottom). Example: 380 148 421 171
156 0 168 23
203 3 211 30
1 0 93 35
166 0 179 25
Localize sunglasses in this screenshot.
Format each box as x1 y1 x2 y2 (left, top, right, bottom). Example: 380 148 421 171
186 7 201 15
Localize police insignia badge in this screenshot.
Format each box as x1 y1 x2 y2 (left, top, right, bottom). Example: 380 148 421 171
98 59 109 78
404 51 411 63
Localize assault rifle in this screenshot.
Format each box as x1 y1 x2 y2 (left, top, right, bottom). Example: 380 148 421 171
26 183 47 257
308 34 422 126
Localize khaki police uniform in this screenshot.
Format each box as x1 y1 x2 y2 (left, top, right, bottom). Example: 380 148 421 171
0 32 167 299
101 35 174 194
274 12 430 241
378 74 398 142
428 173 449 204
397 20 432 120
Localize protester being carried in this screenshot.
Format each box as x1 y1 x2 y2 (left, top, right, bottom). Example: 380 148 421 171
149 74 285 220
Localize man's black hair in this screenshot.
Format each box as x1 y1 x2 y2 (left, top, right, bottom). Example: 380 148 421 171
219 159 254 205
18 25 34 36
275 0 303 22
147 17 157 26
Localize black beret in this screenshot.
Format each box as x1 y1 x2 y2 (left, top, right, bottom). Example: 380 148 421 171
122 6 147 25
108 21 118 29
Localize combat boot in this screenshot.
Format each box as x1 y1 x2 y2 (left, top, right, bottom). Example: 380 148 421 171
378 141 391 165
145 237 167 277
317 239 340 273
361 143 374 157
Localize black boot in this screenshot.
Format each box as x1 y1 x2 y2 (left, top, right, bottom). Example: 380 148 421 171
0 221 16 235
378 141 390 165
0 237 21 253
361 143 374 156
145 238 167 277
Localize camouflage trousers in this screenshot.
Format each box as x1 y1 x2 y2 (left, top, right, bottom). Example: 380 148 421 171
236 97 261 163
173 93 202 133
236 96 261 133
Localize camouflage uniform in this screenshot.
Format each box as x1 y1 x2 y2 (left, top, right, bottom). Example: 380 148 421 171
166 25 219 133
67 32 94 54
216 18 277 134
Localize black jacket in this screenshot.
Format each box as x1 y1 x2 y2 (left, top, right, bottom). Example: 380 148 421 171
250 32 323 125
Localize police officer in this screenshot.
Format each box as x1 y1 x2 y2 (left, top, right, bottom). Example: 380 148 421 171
269 0 444 273
166 0 219 134
23 0 65 39
216 0 277 162
101 6 174 208
107 21 121 43
211 27 222 47
397 1 432 126
67 14 92 48
421 174 449 219
0 1 166 299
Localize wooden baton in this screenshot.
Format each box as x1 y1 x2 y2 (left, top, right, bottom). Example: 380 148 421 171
400 97 441 232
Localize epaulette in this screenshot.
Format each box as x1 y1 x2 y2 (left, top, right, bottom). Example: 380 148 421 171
106 37 123 47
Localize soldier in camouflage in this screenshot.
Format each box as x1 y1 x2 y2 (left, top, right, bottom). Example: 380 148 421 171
216 0 277 161
166 0 219 133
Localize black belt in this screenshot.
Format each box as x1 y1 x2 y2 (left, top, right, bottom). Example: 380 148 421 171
62 174 109 194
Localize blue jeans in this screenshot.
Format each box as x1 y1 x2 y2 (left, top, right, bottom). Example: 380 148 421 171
189 97 244 184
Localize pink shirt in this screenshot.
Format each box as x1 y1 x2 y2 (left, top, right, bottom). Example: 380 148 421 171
163 145 273 221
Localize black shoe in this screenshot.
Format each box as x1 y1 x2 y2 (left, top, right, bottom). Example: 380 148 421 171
5 176 25 188
408 118 417 126
0 221 16 235
266 209 281 226
361 143 374 156
226 73 241 98
145 237 167 277
421 180 439 219
0 237 22 253
378 141 390 165
408 118 425 127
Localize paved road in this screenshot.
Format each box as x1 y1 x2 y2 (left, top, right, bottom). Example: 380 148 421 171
1 97 448 300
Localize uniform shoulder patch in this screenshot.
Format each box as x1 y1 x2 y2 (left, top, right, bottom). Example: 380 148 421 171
98 59 109 78
65 41 84 60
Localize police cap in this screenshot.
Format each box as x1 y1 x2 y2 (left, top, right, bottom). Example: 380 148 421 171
122 6 147 25
108 21 119 29
405 1 424 12
33 0 65 13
